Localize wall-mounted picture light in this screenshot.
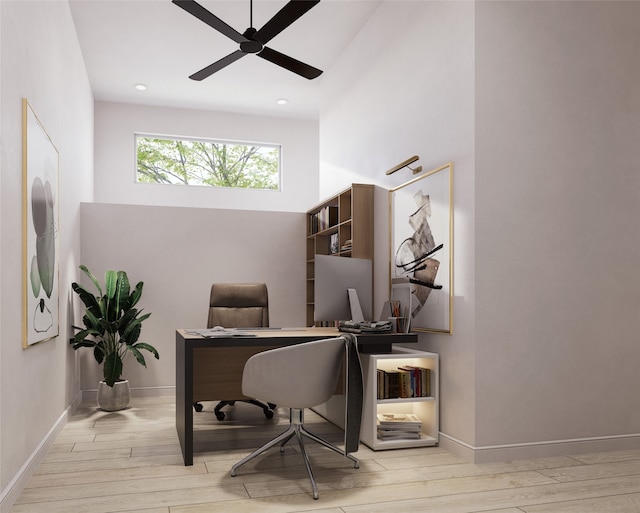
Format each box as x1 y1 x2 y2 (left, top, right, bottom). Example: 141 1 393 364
385 155 423 175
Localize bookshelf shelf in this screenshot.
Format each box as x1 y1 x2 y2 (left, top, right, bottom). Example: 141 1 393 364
305 184 374 326
361 346 439 450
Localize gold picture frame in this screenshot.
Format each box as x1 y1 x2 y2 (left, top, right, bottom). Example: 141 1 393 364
389 162 453 333
22 99 59 347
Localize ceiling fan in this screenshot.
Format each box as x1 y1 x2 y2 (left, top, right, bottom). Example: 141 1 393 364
173 0 323 80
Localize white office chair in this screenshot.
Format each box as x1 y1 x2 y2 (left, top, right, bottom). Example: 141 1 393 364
230 335 363 500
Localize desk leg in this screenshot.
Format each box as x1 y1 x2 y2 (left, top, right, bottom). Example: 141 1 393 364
176 333 193 465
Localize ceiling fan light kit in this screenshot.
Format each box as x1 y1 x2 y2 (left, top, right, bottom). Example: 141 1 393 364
173 0 323 80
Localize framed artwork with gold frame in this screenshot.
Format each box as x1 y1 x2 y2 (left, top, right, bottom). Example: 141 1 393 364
389 162 453 334
22 98 59 347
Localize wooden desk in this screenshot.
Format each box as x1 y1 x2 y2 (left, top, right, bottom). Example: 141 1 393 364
175 327 417 465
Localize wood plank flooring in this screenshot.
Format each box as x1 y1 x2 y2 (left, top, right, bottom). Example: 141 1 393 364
10 395 640 512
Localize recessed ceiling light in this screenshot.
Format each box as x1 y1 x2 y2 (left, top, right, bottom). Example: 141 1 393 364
133 83 147 91
276 98 289 105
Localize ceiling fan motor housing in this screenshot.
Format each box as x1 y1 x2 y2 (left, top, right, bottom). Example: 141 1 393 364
240 28 263 54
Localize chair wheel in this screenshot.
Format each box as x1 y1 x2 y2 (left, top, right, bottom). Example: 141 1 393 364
265 409 274 419
216 411 225 421
194 402 203 412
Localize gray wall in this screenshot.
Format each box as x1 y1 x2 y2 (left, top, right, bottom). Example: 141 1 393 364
0 1 94 509
77 203 306 392
319 0 640 462
474 0 640 460
94 101 319 213
319 0 477 453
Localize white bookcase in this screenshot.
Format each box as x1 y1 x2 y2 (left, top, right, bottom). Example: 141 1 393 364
360 346 439 450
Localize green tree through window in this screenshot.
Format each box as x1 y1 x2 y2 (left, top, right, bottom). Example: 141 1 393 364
136 135 280 190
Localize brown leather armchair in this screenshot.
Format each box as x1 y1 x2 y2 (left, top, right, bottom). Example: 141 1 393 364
194 283 275 420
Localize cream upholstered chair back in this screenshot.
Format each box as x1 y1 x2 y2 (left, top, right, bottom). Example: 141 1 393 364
241 337 344 409
207 283 269 329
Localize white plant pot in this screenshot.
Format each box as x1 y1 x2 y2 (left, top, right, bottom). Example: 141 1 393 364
97 380 131 411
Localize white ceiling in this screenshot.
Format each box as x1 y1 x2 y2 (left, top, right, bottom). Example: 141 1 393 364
69 0 381 120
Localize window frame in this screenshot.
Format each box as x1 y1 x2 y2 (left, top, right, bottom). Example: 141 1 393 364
134 133 282 191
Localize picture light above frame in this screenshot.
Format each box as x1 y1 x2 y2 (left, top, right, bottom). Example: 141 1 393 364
385 155 423 176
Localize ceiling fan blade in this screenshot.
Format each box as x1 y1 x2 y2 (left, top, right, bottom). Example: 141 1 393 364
189 50 247 81
173 0 247 44
254 0 320 45
257 46 322 80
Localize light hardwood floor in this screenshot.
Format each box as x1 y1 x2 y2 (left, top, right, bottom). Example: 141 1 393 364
11 395 640 513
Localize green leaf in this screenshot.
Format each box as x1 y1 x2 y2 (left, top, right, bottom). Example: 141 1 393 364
133 342 160 360
117 308 138 332
103 352 123 387
72 328 100 343
128 345 146 367
121 319 142 345
93 345 105 365
128 282 144 309
79 265 103 296
115 271 130 313
104 270 118 301
71 340 98 350
71 283 100 311
83 309 101 331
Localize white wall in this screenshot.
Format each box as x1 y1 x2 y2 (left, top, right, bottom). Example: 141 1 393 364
474 0 640 460
78 203 306 393
319 0 640 463
319 0 477 449
94 101 319 212
0 1 93 509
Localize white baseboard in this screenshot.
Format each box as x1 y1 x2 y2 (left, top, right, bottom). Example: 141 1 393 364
0 392 81 513
0 386 174 513
439 431 640 463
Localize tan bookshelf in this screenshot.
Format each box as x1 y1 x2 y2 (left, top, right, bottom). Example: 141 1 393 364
306 184 374 326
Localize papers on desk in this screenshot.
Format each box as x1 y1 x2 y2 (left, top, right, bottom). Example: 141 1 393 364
338 320 392 334
185 327 257 338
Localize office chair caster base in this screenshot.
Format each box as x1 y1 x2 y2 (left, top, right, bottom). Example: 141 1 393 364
193 402 203 412
214 399 274 421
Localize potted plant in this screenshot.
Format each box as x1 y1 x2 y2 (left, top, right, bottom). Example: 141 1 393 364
70 265 159 411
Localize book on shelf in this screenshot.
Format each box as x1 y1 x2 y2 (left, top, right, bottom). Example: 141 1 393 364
377 369 401 399
397 366 431 398
310 205 338 234
377 413 423 440
377 412 422 427
330 233 339 253
377 430 422 440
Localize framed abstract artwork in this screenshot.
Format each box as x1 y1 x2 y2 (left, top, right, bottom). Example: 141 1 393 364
389 162 453 333
22 99 59 347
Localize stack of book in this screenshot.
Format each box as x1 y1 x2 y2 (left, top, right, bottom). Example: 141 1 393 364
377 413 422 440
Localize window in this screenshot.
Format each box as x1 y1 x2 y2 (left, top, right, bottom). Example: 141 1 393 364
135 135 280 190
